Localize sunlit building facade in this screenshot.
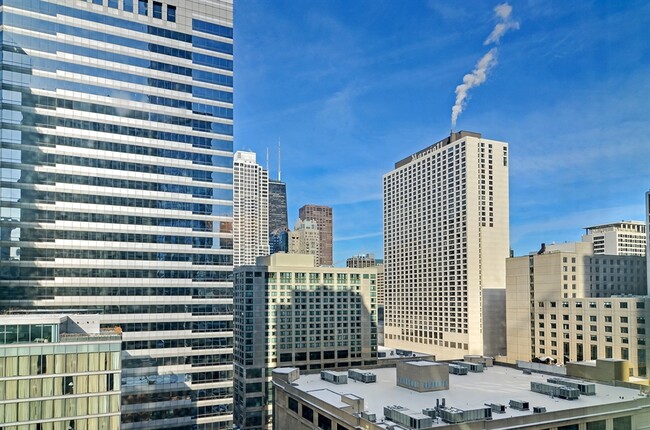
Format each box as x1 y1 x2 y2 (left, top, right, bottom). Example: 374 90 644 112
233 151 269 267
233 254 378 429
383 131 510 360
0 1 234 428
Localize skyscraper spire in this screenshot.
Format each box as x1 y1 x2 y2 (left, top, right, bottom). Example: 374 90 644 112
278 138 282 181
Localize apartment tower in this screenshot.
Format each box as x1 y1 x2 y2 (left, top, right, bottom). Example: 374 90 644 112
298 204 333 265
233 151 269 267
383 131 510 360
233 254 378 429
0 1 235 428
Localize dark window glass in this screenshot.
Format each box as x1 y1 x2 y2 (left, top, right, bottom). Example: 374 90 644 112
613 416 631 430
288 397 298 413
124 0 133 12
153 1 162 19
301 405 313 422
92 0 103 4
167 5 176 22
318 414 332 430
108 0 118 8
138 0 148 15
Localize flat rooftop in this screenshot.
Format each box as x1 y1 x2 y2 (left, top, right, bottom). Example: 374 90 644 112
291 365 644 428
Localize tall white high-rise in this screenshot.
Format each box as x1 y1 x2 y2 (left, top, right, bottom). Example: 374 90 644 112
233 151 269 267
383 131 510 360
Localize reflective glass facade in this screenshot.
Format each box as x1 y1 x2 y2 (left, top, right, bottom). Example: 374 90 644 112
0 1 234 428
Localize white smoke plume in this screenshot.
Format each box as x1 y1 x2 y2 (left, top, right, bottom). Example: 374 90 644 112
451 48 498 129
484 3 520 45
450 3 518 129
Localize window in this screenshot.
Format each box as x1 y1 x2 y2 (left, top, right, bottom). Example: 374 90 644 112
153 1 162 18
318 414 332 430
619 302 628 309
138 0 148 15
288 397 298 413
302 405 314 422
124 0 133 11
167 5 176 22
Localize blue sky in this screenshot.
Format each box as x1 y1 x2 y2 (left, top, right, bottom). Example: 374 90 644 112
233 0 650 264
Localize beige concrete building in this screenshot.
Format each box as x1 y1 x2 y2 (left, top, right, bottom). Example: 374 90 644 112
383 131 510 360
272 365 650 430
233 151 269 267
582 220 646 256
506 242 648 377
298 205 333 266
232 254 378 429
289 219 321 266
346 253 379 268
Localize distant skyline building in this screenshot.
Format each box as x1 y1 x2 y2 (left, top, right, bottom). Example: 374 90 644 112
268 179 289 254
289 219 321 265
346 253 378 268
268 179 289 233
269 227 290 255
233 151 269 266
0 1 236 428
233 254 378 429
582 221 646 256
298 204 333 266
383 131 510 360
506 241 648 375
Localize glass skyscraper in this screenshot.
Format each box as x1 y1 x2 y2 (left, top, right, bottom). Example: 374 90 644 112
0 1 234 429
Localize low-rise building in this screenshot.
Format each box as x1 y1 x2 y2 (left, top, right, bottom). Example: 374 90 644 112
506 242 648 377
233 254 378 429
0 314 122 429
272 364 650 430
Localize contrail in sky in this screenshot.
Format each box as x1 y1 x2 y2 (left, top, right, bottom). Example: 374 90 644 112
451 3 519 129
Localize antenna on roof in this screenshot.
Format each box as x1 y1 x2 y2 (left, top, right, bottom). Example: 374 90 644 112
278 138 282 181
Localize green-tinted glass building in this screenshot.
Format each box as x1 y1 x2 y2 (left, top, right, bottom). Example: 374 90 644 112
0 314 122 429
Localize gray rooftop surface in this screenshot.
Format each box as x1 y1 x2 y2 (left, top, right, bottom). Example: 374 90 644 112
295 365 643 428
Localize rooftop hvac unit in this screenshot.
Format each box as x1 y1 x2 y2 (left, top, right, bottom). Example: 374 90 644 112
422 408 437 418
530 381 579 400
384 405 433 429
452 361 484 372
484 403 506 413
320 370 347 385
547 377 596 395
360 411 376 422
533 406 547 413
509 400 530 411
348 369 377 383
438 406 492 424
449 364 468 375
